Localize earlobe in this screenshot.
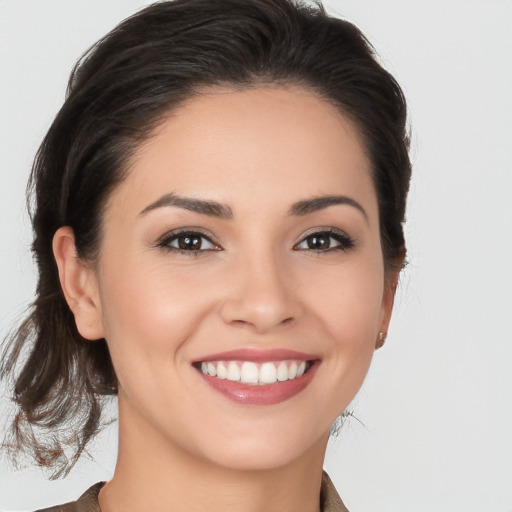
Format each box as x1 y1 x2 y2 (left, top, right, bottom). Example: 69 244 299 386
52 226 105 340
376 273 399 350
375 331 387 349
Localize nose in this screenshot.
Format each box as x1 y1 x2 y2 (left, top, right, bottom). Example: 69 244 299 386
219 252 302 334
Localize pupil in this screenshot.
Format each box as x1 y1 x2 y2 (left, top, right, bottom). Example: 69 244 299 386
308 235 329 250
179 235 201 250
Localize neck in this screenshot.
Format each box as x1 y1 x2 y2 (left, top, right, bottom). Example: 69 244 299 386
99 393 328 512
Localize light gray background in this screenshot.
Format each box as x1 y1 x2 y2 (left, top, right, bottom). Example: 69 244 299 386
1 1 511 511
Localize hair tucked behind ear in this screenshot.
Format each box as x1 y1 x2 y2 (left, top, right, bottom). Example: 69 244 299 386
1 0 411 478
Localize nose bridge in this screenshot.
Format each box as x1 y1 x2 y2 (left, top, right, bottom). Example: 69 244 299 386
220 242 299 332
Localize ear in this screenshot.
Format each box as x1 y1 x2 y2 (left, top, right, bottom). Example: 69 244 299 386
375 271 399 350
52 226 105 340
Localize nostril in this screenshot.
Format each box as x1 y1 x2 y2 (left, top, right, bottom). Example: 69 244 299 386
231 316 294 327
219 290 301 333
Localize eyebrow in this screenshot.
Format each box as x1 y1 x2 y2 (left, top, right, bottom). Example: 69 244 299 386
140 193 233 219
140 193 367 222
288 195 368 222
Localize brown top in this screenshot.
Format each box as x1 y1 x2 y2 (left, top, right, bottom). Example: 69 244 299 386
36 471 349 512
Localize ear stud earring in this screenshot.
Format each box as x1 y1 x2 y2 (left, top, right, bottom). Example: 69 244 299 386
376 331 387 348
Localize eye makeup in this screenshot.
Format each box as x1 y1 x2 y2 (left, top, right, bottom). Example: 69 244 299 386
156 228 221 256
294 227 355 253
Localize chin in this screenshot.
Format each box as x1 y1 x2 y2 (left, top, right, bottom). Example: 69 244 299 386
191 423 330 472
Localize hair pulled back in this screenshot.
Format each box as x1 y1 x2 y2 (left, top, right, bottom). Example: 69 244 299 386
1 0 411 478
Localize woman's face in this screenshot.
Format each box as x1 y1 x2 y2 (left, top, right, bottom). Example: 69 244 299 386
86 86 395 470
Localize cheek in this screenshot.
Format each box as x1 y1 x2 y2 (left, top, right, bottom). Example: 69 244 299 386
298 255 384 399
301 255 385 336
97 259 218 375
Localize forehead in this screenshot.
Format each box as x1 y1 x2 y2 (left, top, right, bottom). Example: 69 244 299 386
108 86 376 219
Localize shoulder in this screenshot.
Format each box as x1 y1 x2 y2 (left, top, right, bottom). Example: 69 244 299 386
34 476 346 512
35 483 104 512
321 471 350 512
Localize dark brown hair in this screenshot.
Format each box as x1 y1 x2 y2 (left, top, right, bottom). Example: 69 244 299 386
1 0 411 478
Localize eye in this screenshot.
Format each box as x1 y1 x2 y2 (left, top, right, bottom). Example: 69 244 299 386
158 230 220 254
294 229 354 252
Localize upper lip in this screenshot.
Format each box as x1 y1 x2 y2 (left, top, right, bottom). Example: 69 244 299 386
192 348 319 364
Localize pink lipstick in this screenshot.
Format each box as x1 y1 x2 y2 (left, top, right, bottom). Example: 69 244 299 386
192 349 320 405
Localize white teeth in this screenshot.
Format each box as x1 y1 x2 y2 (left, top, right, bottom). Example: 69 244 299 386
260 362 277 384
227 361 240 381
207 362 217 376
216 361 227 379
199 359 311 385
277 361 288 381
240 361 259 384
288 361 298 379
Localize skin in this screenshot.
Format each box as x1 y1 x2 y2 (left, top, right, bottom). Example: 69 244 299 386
53 86 397 512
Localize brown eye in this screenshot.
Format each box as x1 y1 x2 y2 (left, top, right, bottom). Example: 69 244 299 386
177 234 203 251
158 231 219 253
305 234 331 250
295 230 354 252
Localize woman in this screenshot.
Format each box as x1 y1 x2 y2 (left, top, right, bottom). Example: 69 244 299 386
1 0 411 510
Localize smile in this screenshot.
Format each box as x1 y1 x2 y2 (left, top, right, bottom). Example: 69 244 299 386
198 359 311 385
192 349 320 406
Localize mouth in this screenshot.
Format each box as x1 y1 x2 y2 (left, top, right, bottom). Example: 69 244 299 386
192 349 320 405
193 359 313 385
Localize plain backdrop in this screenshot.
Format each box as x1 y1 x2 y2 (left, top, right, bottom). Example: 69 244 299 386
1 1 511 511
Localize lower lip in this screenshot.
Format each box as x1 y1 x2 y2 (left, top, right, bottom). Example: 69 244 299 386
196 361 319 405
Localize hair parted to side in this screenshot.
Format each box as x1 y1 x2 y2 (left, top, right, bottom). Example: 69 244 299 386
1 0 411 478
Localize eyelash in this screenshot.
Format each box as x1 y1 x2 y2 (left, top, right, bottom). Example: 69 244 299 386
157 229 220 256
157 228 355 256
293 228 355 253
